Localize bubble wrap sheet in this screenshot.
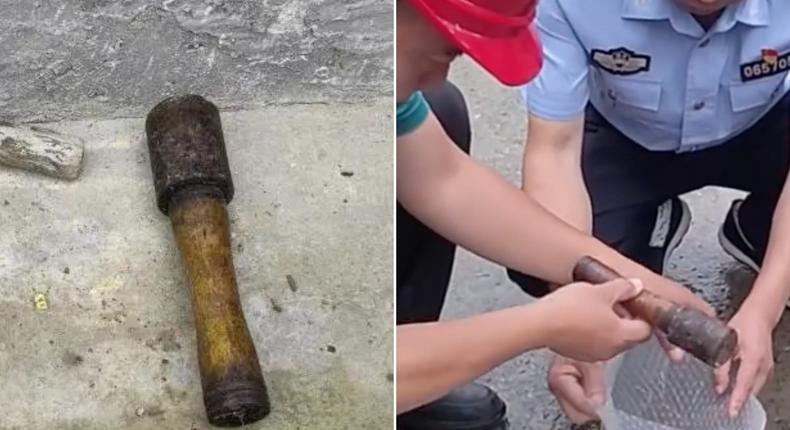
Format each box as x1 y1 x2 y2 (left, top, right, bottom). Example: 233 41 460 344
598 336 766 430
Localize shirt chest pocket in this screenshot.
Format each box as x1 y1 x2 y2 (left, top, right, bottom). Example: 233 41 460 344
728 73 786 112
596 75 662 111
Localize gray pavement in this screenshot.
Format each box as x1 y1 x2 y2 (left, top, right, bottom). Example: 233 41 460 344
0 99 393 429
443 58 790 430
0 0 392 123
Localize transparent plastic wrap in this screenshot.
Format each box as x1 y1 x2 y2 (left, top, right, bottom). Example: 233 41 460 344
598 336 766 430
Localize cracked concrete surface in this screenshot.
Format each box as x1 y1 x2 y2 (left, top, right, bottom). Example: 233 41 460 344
0 98 393 429
0 0 392 123
443 58 790 430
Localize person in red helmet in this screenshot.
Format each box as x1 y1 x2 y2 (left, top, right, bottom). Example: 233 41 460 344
396 0 713 428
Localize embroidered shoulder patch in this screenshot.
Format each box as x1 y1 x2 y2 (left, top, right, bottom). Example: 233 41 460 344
591 47 650 75
740 49 790 82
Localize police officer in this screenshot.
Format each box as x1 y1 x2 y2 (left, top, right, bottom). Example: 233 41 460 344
396 0 712 428
508 0 790 423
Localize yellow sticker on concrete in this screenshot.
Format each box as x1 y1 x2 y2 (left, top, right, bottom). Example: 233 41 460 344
95 276 123 291
34 293 48 311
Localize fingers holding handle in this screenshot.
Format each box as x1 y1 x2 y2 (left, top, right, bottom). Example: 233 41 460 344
572 256 738 368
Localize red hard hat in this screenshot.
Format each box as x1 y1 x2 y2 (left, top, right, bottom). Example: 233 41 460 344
407 0 542 86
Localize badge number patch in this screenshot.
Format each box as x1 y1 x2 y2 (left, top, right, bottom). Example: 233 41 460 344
591 47 651 75
740 49 790 82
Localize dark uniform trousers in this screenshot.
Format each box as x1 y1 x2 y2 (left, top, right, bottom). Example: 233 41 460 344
509 93 790 297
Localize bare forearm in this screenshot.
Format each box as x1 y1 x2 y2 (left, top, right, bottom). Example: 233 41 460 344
522 115 591 232
523 147 592 232
402 148 591 281
396 305 550 413
401 141 651 284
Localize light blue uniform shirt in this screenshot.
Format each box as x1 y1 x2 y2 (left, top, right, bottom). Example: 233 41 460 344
523 0 790 152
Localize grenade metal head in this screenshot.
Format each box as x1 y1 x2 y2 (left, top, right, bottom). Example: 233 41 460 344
145 95 234 214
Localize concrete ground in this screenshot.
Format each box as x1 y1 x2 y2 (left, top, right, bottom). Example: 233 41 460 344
443 58 790 430
0 0 392 123
0 99 393 429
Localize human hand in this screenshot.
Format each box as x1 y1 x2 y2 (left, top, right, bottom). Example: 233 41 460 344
538 278 651 362
714 304 775 418
548 355 606 425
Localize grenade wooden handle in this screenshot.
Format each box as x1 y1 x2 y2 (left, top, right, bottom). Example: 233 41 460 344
572 256 738 368
170 188 270 426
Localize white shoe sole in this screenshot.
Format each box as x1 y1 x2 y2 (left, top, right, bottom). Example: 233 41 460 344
661 198 692 275
717 226 759 272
